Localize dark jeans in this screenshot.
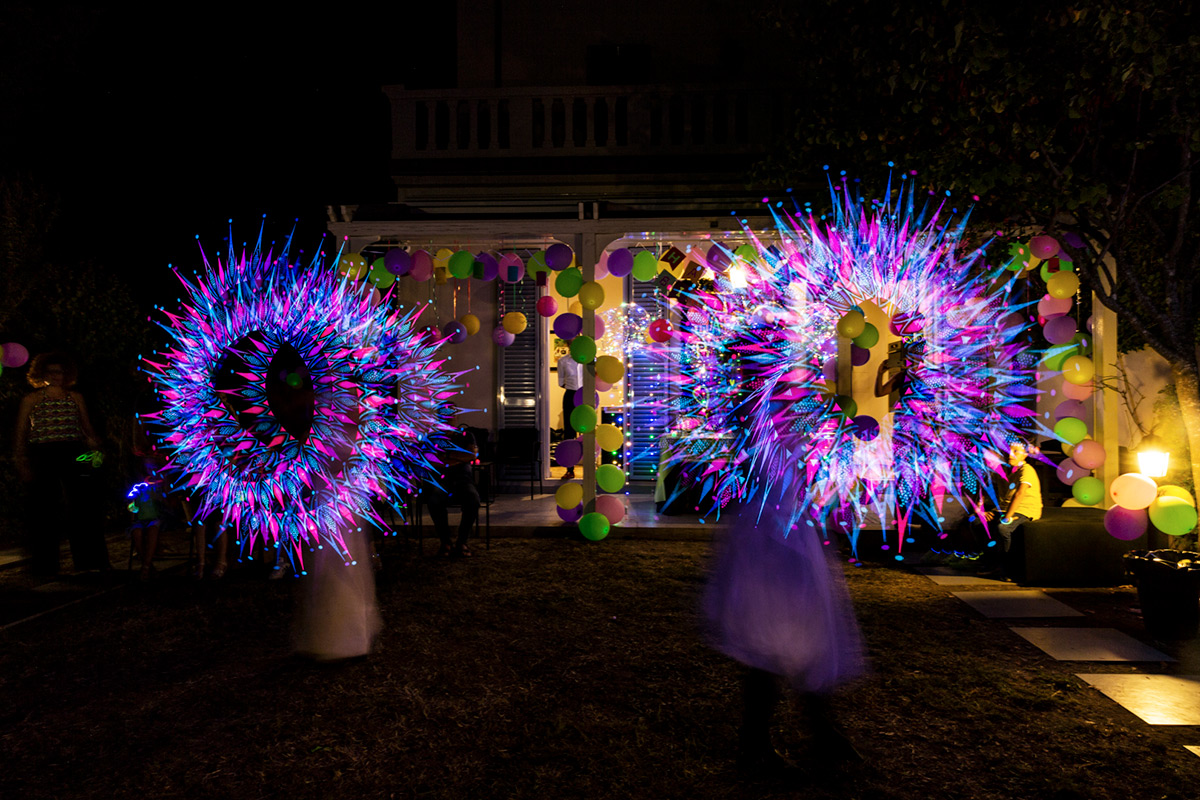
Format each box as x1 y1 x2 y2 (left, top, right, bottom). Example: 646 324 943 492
426 481 480 548
562 388 578 439
27 441 109 574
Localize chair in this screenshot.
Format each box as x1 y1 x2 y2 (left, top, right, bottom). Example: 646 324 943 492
411 486 491 555
496 427 543 499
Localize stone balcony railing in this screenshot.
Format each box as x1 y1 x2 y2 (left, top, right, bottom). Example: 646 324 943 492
385 84 789 160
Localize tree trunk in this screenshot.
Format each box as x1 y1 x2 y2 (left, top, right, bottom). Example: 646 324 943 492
1170 361 1200 550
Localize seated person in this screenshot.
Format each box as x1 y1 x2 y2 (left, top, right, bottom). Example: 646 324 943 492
424 427 480 558
979 441 1043 579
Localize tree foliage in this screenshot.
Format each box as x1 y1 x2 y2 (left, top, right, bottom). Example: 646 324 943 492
753 0 1199 368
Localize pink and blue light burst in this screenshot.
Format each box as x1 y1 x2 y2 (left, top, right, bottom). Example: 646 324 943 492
657 173 1037 557
140 225 463 571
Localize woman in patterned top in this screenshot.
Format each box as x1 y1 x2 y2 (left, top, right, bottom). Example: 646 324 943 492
13 352 108 575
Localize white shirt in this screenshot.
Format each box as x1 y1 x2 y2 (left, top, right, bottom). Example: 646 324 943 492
557 355 583 390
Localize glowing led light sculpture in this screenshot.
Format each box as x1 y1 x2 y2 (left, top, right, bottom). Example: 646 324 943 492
142 225 462 570
655 174 1036 556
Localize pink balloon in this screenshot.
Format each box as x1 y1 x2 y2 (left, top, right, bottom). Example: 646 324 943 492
1029 235 1061 260
410 250 434 281
1037 294 1073 319
596 378 613 392
822 357 837 383
1086 315 1095 334
1062 380 1093 401
595 494 626 526
500 253 525 283
1104 506 1148 541
1056 457 1085 486
1110 473 1158 510
595 251 610 280
536 296 558 317
1072 439 1106 470
594 316 606 340
1043 315 1078 345
1054 399 1087 421
1 342 29 368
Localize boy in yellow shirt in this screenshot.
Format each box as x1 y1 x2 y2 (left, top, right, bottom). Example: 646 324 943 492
980 441 1043 580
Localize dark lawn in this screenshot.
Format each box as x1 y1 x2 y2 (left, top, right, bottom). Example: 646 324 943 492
0 539 1196 799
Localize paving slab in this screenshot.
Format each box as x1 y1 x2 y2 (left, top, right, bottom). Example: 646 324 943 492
1077 674 1200 725
952 589 1085 618
915 566 1009 586
1010 627 1174 662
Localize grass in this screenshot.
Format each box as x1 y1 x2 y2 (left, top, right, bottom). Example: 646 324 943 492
0 538 1197 799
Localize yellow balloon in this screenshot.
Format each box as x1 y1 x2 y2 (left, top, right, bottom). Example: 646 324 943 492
569 301 583 316
1062 355 1095 384
502 312 528 335
433 248 454 268
555 482 582 510
578 281 606 310
339 252 369 280
596 423 623 452
434 265 448 285
1046 270 1080 299
459 313 481 336
1022 252 1042 272
836 310 865 339
595 355 625 384
1158 485 1196 506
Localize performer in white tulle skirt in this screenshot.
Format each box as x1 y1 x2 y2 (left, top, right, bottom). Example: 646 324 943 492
293 523 382 662
705 483 867 772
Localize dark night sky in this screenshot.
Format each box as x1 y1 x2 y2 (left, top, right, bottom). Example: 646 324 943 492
1 5 454 309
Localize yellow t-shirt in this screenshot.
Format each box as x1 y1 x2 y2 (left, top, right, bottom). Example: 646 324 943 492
1003 462 1042 521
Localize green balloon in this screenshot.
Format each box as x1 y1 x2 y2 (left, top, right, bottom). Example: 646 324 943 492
1042 346 1073 371
734 244 758 261
632 251 658 282
369 264 396 288
1072 476 1104 506
569 335 597 364
528 250 551 275
579 511 610 541
1040 261 1074 284
597 464 626 493
853 322 879 349
1148 496 1199 536
1053 416 1088 445
448 250 475 279
833 395 857 418
555 267 584 297
570 403 597 433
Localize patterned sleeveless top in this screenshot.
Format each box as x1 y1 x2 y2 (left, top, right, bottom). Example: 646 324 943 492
28 392 84 445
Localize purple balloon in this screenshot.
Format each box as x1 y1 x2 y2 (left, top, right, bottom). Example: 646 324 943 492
850 345 870 367
851 415 880 441
706 243 732 273
475 252 499 281
1043 315 1078 345
607 249 634 278
492 326 515 347
383 249 412 276
822 356 838 383
1062 231 1086 249
546 243 574 270
1056 457 1084 486
573 388 601 407
555 438 583 468
557 502 584 523
1 342 29 368
442 320 468 344
1104 505 1148 541
1054 399 1087 421
553 313 583 340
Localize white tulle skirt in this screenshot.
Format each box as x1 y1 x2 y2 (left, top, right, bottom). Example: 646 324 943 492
293 525 382 661
704 490 867 693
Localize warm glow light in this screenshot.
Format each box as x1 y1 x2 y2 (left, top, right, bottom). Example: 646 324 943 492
1138 449 1169 478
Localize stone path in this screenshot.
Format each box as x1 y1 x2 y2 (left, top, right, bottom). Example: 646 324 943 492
921 568 1198 757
